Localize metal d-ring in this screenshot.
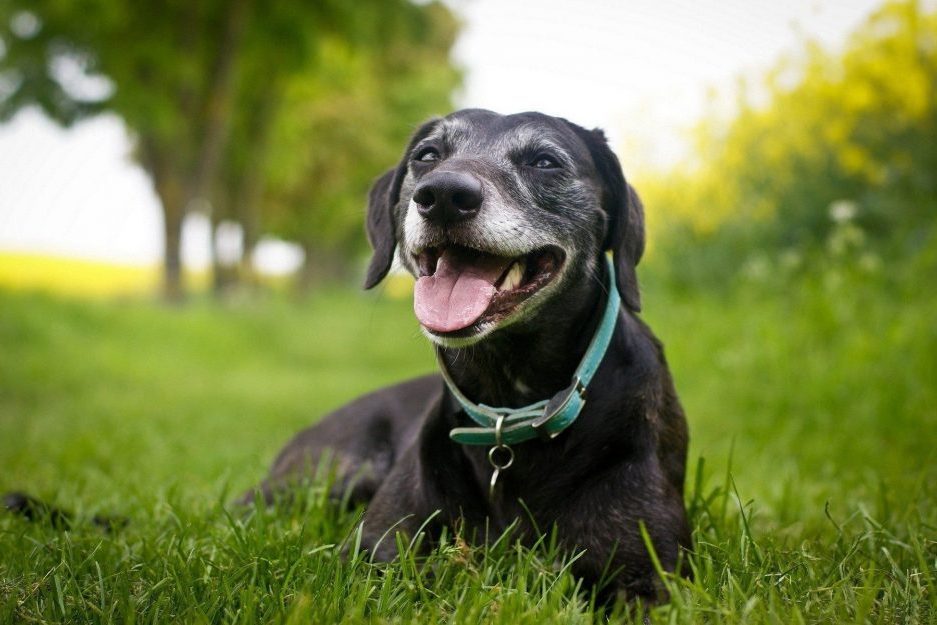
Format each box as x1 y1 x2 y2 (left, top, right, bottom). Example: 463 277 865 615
488 444 515 470
488 415 515 498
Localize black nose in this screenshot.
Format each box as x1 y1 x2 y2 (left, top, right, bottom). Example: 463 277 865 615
413 171 483 225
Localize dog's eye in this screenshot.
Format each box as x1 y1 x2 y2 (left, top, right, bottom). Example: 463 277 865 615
531 154 560 169
415 147 440 163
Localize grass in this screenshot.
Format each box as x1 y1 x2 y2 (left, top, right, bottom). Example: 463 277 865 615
0 253 934 623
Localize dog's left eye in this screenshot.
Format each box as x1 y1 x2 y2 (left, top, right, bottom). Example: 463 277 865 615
415 147 440 163
531 154 560 169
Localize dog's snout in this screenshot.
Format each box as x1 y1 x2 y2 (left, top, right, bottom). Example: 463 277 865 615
413 171 483 225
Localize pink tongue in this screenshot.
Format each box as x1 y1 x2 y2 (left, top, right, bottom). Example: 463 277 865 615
414 248 513 333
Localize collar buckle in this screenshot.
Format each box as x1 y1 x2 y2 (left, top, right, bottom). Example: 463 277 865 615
530 376 587 440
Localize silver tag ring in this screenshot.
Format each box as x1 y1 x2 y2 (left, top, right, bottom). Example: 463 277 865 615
488 444 514 470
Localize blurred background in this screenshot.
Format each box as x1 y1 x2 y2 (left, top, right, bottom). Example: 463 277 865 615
0 0 934 519
4 0 934 300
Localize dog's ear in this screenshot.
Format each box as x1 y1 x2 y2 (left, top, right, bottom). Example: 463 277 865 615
617 182 646 311
363 168 398 289
363 118 442 289
565 123 645 311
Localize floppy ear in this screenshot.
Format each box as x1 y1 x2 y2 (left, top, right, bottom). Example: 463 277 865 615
564 123 645 311
363 118 442 289
363 168 398 289
617 182 646 311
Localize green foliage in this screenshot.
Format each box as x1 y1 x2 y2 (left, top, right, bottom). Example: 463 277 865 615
2 0 244 171
258 4 460 259
219 1 460 271
641 0 937 289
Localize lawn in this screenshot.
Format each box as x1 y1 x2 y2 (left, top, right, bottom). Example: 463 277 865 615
0 257 934 623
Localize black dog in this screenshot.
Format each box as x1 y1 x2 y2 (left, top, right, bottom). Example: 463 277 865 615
242 109 691 600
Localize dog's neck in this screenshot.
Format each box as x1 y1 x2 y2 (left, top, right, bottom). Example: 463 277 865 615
439 263 610 408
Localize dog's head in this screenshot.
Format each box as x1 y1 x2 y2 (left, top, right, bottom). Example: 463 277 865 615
365 109 644 347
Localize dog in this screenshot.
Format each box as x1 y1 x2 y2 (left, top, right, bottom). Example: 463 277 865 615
241 109 691 600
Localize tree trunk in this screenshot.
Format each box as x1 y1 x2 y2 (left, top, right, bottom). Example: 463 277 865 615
296 243 353 296
134 3 249 302
296 241 319 297
235 85 280 289
189 0 250 205
186 0 250 297
162 189 186 303
144 138 187 302
239 222 259 289
209 208 226 295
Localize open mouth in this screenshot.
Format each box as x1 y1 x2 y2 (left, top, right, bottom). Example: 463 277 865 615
412 244 565 336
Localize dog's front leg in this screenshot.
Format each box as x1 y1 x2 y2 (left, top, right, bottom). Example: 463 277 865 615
355 444 438 561
550 462 691 603
356 408 487 562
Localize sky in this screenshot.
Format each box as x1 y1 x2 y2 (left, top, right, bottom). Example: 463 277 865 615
0 0 884 269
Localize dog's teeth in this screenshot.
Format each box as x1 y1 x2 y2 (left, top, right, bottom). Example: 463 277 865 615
499 261 524 292
513 261 526 288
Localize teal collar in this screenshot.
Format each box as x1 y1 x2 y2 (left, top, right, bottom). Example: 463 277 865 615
443 254 621 447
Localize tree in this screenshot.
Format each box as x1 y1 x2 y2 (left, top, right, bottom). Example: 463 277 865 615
0 0 460 299
258 3 460 289
1 0 247 299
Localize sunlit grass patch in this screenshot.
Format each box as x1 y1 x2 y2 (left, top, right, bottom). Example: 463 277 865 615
0 252 213 298
0 252 158 297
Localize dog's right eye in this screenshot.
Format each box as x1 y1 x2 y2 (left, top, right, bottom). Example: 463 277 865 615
414 148 440 163
530 153 561 169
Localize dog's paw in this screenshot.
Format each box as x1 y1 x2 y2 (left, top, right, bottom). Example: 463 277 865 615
3 491 73 529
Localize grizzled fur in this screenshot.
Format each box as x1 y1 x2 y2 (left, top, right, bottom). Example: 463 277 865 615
243 110 691 600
